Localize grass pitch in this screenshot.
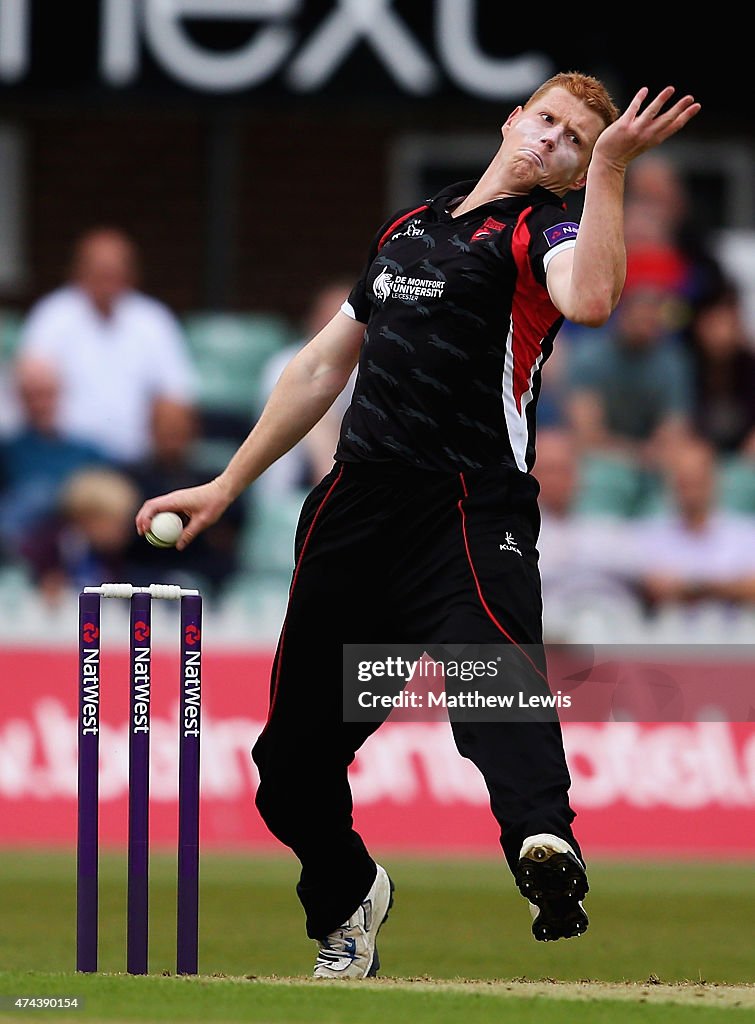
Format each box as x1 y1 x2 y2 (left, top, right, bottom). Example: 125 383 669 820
0 851 753 1022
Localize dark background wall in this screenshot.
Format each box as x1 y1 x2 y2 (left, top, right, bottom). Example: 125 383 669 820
14 106 395 322
1 2 752 323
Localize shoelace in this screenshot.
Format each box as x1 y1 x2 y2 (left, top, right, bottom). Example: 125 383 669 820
316 948 349 964
316 929 357 960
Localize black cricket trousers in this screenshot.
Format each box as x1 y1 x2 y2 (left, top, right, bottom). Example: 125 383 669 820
251 460 581 939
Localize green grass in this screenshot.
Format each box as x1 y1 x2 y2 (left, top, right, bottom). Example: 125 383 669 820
1 974 753 1024
0 851 753 1022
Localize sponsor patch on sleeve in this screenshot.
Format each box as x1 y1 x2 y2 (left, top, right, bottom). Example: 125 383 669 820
543 222 579 247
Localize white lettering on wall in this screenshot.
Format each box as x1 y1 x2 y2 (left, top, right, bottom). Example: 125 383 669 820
142 0 300 92
100 0 301 92
0 0 30 82
0 0 554 99
101 0 141 87
287 0 438 95
436 0 552 100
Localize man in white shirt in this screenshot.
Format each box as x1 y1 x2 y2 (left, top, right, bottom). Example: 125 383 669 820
634 436 755 607
17 228 197 465
534 427 641 640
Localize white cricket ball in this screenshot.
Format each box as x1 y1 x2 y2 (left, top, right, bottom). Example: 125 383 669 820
145 511 184 548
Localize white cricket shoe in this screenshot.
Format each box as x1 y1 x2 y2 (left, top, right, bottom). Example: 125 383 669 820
313 864 394 979
515 833 589 941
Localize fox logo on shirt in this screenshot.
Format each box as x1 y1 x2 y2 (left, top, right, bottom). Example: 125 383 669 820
373 268 394 302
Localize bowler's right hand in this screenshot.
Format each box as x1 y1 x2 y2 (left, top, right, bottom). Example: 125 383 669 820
135 478 233 551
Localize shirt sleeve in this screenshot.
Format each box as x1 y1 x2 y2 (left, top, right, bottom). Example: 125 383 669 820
525 206 580 288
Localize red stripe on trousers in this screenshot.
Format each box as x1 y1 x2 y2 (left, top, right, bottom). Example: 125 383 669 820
457 471 549 685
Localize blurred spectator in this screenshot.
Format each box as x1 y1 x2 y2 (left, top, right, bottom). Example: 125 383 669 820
624 154 726 318
533 334 571 429
565 283 694 515
16 227 198 465
20 466 142 603
547 155 725 434
534 427 640 640
256 278 357 497
0 357 110 553
126 400 245 597
632 437 755 609
686 280 755 456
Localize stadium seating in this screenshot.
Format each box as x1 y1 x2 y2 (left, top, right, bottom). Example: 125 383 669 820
183 311 293 417
572 454 656 518
718 454 755 514
182 311 293 473
239 488 308 579
0 309 23 361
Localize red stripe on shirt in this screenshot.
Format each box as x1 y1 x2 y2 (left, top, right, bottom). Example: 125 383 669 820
510 210 561 414
377 205 430 251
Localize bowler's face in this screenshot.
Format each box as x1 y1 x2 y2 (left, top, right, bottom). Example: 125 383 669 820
502 87 606 195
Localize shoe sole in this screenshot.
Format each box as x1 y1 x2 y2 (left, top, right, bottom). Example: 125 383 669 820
366 875 395 977
514 847 589 942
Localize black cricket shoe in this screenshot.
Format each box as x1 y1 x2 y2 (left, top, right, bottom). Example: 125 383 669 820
514 833 589 942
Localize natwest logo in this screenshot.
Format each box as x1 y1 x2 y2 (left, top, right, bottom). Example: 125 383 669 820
133 620 150 643
184 624 201 647
0 1 553 100
82 622 99 644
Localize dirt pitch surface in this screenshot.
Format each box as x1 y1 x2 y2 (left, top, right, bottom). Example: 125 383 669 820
245 975 755 1009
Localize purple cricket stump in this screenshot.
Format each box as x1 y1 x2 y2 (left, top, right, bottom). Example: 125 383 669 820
127 592 152 975
77 592 101 973
177 594 202 975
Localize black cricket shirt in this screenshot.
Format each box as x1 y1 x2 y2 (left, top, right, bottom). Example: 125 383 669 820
335 179 579 474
